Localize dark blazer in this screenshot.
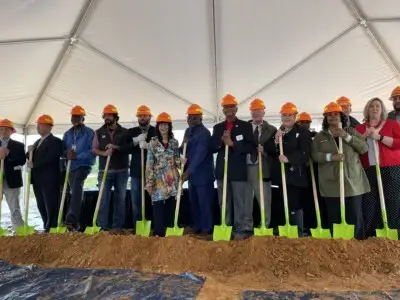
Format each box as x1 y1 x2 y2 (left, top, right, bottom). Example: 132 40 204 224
30 134 63 185
347 115 360 128
183 124 214 185
268 124 311 188
119 125 156 178
2 139 26 189
388 110 399 121
211 118 254 182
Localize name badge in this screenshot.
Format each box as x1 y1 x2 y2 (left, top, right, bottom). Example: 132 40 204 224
236 135 243 141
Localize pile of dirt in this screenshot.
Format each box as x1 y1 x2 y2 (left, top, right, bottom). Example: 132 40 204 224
0 234 399 295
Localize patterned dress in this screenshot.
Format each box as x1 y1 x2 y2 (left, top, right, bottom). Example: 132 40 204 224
145 137 181 202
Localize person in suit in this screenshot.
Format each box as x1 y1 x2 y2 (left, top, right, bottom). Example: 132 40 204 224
211 94 254 240
0 119 26 231
181 104 214 238
244 99 276 231
119 105 156 228
336 96 360 128
28 115 63 232
387 86 400 122
269 103 311 236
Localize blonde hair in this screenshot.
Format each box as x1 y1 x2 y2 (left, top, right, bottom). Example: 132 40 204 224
363 97 388 122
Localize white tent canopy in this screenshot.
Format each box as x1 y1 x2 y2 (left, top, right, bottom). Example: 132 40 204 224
1 0 400 134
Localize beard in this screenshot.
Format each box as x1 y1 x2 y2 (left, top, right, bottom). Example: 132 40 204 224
139 119 150 126
394 103 400 112
104 119 113 126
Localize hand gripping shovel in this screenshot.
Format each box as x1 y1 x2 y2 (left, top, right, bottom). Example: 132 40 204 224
84 155 111 235
0 159 8 236
372 140 398 240
136 148 151 237
309 158 331 239
166 142 187 237
278 136 298 238
333 123 354 240
16 152 35 236
254 149 273 236
213 145 232 241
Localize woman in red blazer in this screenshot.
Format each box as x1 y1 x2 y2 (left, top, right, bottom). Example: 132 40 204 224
355 97 400 238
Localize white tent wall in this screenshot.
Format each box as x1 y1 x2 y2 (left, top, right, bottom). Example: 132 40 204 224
1 0 400 135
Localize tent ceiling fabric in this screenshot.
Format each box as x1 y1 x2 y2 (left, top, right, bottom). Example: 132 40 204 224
0 0 400 134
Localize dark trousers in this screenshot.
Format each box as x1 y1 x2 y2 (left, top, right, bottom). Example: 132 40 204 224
324 195 364 240
33 178 60 232
65 167 91 229
189 181 214 233
152 197 175 237
130 177 142 224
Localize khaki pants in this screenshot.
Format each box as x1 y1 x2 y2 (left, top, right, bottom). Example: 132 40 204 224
3 180 24 230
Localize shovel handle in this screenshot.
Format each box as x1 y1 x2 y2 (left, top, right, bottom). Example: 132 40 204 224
338 123 346 222
309 158 322 228
221 145 229 226
92 155 111 226
141 148 145 220
23 152 34 224
0 159 4 222
56 160 71 227
372 140 389 226
278 136 290 223
173 143 187 227
258 149 266 228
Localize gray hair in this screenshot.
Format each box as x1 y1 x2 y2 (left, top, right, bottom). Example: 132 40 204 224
363 97 388 122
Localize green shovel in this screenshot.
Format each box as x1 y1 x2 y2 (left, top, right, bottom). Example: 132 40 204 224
136 148 151 237
333 124 354 240
309 158 331 239
166 142 187 237
213 145 232 241
278 136 298 238
16 152 35 236
0 159 8 236
254 149 273 236
49 158 71 234
85 155 111 235
372 140 397 240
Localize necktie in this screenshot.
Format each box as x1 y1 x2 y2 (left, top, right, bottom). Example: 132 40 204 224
251 125 259 163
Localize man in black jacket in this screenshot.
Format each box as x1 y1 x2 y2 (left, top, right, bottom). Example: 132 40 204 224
211 94 254 240
336 96 360 128
119 105 155 227
28 115 63 232
388 86 400 122
0 119 26 232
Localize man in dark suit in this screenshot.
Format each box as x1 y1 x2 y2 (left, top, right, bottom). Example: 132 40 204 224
28 114 63 232
336 96 360 128
211 94 254 240
181 104 214 237
0 119 26 231
388 86 400 122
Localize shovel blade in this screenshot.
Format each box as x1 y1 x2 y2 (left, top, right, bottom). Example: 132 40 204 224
213 224 232 241
278 224 298 238
16 225 35 236
0 227 8 236
376 228 398 241
136 220 151 237
49 226 67 234
166 226 184 237
84 225 101 235
310 227 331 239
333 223 354 240
254 226 273 237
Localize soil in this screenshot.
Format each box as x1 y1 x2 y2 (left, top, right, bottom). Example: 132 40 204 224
0 234 399 299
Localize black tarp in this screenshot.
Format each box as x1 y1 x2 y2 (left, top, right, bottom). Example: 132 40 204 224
242 289 400 299
0 261 204 299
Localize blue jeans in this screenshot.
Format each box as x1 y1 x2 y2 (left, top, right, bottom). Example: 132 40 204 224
97 170 128 230
130 177 142 225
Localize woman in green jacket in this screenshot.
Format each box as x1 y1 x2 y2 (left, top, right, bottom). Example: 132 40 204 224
312 102 370 239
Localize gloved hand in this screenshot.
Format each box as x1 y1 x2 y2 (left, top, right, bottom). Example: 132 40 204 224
137 133 147 142
139 141 148 149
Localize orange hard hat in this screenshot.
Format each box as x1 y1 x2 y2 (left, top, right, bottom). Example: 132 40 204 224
296 112 312 123
0 119 16 133
336 96 351 107
390 86 400 99
103 104 118 114
324 102 343 114
71 105 86 116
136 105 152 116
156 112 172 123
187 104 203 115
36 114 54 126
221 94 238 107
280 102 298 114
249 98 265 111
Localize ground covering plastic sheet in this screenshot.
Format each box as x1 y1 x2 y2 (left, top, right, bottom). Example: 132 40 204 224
242 289 400 299
0 260 204 299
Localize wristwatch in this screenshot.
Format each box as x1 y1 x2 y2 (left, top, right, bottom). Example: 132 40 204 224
379 135 384 142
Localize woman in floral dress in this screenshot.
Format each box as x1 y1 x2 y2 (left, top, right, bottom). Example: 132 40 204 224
146 112 182 236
